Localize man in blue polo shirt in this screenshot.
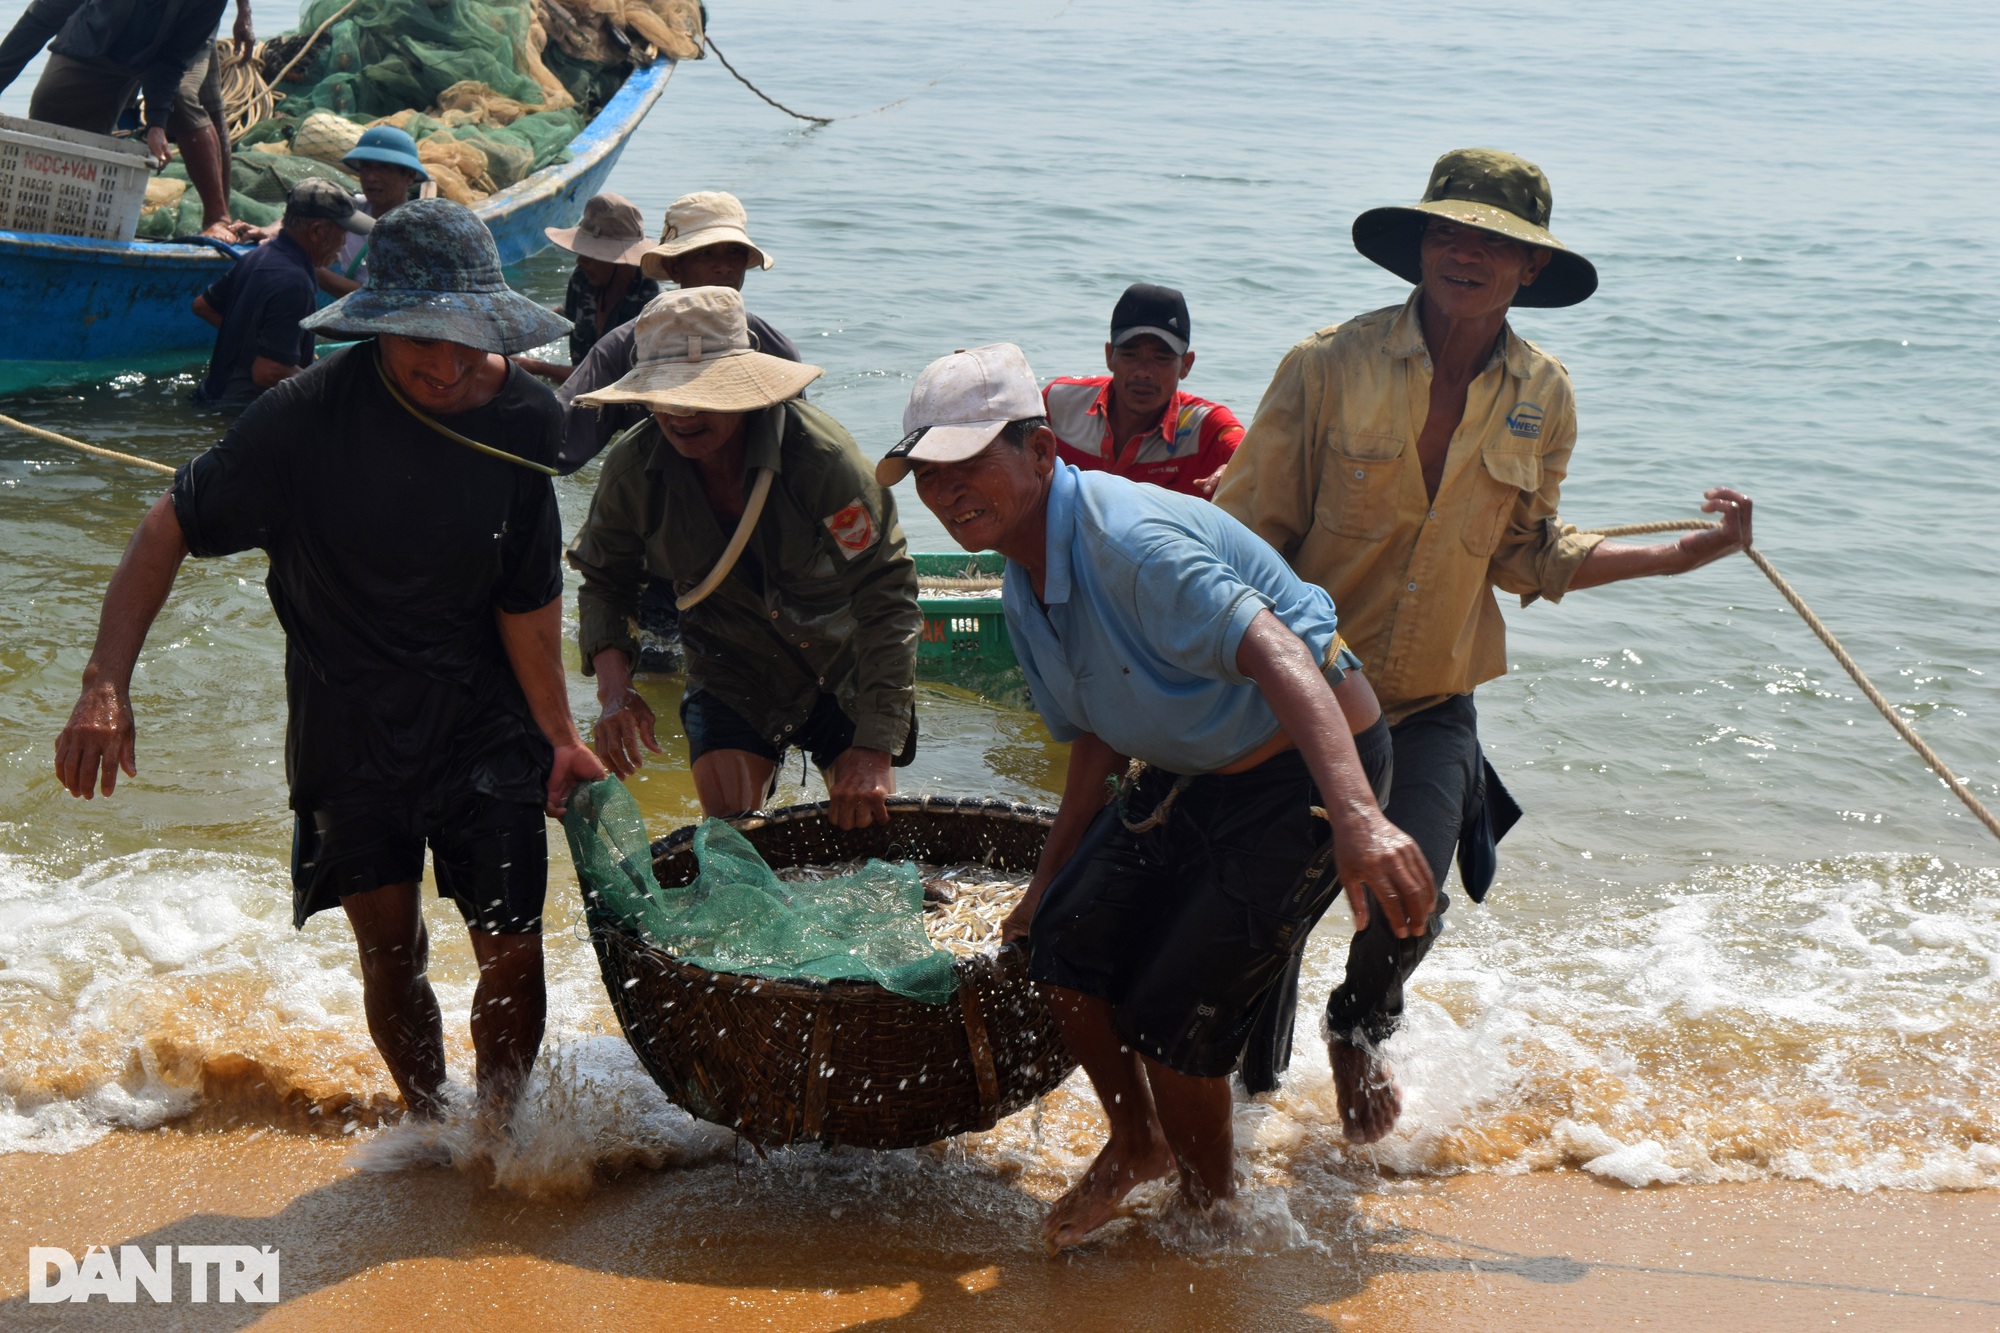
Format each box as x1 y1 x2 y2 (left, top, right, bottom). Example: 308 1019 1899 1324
191 180 369 409
878 343 1433 1253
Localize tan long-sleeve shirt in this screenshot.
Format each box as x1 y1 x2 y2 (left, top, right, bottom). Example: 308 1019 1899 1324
1214 288 1603 723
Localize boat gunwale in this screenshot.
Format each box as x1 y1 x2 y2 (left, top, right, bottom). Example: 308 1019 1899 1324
0 58 675 265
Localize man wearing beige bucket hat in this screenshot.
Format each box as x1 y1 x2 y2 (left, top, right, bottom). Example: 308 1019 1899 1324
1217 148 1757 1146
567 287 921 828
555 190 801 473
513 192 663 383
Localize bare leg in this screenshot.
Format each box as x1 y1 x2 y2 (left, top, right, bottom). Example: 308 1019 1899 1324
341 882 447 1120
466 929 546 1123
1042 987 1177 1252
174 124 235 237
1330 1037 1403 1144
691 747 778 817
1139 1057 1236 1208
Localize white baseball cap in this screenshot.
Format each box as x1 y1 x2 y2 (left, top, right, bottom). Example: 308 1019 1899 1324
876 343 1043 485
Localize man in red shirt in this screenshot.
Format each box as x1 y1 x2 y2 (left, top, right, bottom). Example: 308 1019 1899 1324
1043 283 1244 498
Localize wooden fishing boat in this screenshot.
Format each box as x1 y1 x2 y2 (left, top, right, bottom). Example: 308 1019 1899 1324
0 58 674 397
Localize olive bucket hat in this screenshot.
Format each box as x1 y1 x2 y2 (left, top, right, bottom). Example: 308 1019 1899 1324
1351 148 1598 308
301 197 573 354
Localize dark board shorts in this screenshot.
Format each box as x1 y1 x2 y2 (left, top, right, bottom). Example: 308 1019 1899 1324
290 791 549 935
1030 719 1393 1079
680 687 917 775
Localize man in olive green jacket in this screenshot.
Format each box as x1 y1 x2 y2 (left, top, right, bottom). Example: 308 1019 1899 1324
568 287 921 828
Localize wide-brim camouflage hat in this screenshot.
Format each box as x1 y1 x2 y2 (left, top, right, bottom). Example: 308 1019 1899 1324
1351 148 1598 309
301 197 572 354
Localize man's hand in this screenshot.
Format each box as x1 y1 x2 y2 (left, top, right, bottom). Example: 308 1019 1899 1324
55 680 136 799
1677 487 1754 572
144 127 171 168
233 5 256 54
1330 810 1435 937
546 742 607 817
827 746 893 830
1000 879 1044 944
592 687 661 777
1192 462 1228 498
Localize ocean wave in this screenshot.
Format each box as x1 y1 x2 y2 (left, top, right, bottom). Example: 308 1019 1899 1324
2 846 1995 1198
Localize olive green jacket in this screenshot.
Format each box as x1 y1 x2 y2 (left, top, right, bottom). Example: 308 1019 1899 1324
569 400 920 756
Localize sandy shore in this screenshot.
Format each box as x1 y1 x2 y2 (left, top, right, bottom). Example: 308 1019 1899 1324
3 1129 1996 1330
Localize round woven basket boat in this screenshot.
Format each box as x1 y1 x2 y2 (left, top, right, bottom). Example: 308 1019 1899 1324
584 795 1077 1150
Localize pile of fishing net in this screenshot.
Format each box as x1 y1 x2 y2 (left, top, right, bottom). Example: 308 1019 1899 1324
139 0 702 237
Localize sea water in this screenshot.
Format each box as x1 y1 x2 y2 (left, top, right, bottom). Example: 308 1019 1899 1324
1 0 1997 1209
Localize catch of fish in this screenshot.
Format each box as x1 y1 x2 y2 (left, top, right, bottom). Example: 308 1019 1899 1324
775 862 1028 957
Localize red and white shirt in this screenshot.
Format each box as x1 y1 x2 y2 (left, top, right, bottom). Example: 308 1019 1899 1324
1042 376 1244 497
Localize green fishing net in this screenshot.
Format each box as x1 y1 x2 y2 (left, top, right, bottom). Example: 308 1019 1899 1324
563 779 959 1006
291 0 548 119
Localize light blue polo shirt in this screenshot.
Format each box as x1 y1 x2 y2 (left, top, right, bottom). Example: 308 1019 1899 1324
1003 464 1351 774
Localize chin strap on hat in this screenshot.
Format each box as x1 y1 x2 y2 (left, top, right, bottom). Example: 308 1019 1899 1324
374 354 558 477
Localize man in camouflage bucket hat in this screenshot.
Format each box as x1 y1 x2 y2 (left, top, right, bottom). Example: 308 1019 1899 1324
1216 149 1756 1142
57 196 605 1133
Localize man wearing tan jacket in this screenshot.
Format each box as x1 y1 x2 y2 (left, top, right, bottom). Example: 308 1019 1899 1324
1217 148 1754 1144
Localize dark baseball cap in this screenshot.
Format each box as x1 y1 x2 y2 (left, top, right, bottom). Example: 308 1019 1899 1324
1110 282 1190 356
285 178 373 235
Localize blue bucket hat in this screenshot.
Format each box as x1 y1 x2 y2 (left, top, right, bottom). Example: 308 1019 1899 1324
301 198 572 355
342 125 429 181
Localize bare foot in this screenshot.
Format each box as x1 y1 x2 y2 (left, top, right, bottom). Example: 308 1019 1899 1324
1330 1037 1402 1144
1041 1132 1176 1253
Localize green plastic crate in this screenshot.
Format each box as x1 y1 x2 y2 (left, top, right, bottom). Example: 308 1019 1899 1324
912 552 1021 700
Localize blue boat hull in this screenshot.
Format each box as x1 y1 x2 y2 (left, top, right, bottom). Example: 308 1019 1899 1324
0 60 674 396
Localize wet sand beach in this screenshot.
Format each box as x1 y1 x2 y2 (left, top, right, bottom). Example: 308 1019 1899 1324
4 1128 1996 1330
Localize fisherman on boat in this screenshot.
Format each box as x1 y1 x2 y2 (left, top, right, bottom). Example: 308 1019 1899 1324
568 287 921 828
511 191 661 385
190 179 369 408
226 126 430 298
1044 283 1244 498
323 126 428 293
1215 148 1754 1143
0 0 237 238
54 198 605 1127
555 190 801 473
882 343 1432 1251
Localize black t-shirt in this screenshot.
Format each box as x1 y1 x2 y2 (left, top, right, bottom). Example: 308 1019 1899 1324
193 230 320 408
171 343 566 811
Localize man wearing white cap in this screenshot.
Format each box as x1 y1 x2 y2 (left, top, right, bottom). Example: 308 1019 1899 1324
568 287 920 827
878 344 1432 1251
555 190 800 474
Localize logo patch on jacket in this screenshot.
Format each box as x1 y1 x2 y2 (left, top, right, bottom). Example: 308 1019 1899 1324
824 501 876 557
1506 401 1544 439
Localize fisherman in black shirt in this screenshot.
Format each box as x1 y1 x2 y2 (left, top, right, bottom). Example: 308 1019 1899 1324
54 200 605 1128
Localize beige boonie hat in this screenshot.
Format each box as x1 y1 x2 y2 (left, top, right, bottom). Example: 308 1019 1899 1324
640 191 775 280
545 191 652 267
573 286 821 414
1351 148 1598 308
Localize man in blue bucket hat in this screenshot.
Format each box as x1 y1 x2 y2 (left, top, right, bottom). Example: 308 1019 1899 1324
323 125 430 295
55 197 605 1132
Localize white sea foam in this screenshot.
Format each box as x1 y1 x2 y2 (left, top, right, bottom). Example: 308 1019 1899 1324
3 843 1996 1200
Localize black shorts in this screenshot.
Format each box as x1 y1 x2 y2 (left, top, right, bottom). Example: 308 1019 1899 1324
1029 719 1393 1079
290 790 549 934
680 687 917 773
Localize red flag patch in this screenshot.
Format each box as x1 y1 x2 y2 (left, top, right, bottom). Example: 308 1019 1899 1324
824 501 876 557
